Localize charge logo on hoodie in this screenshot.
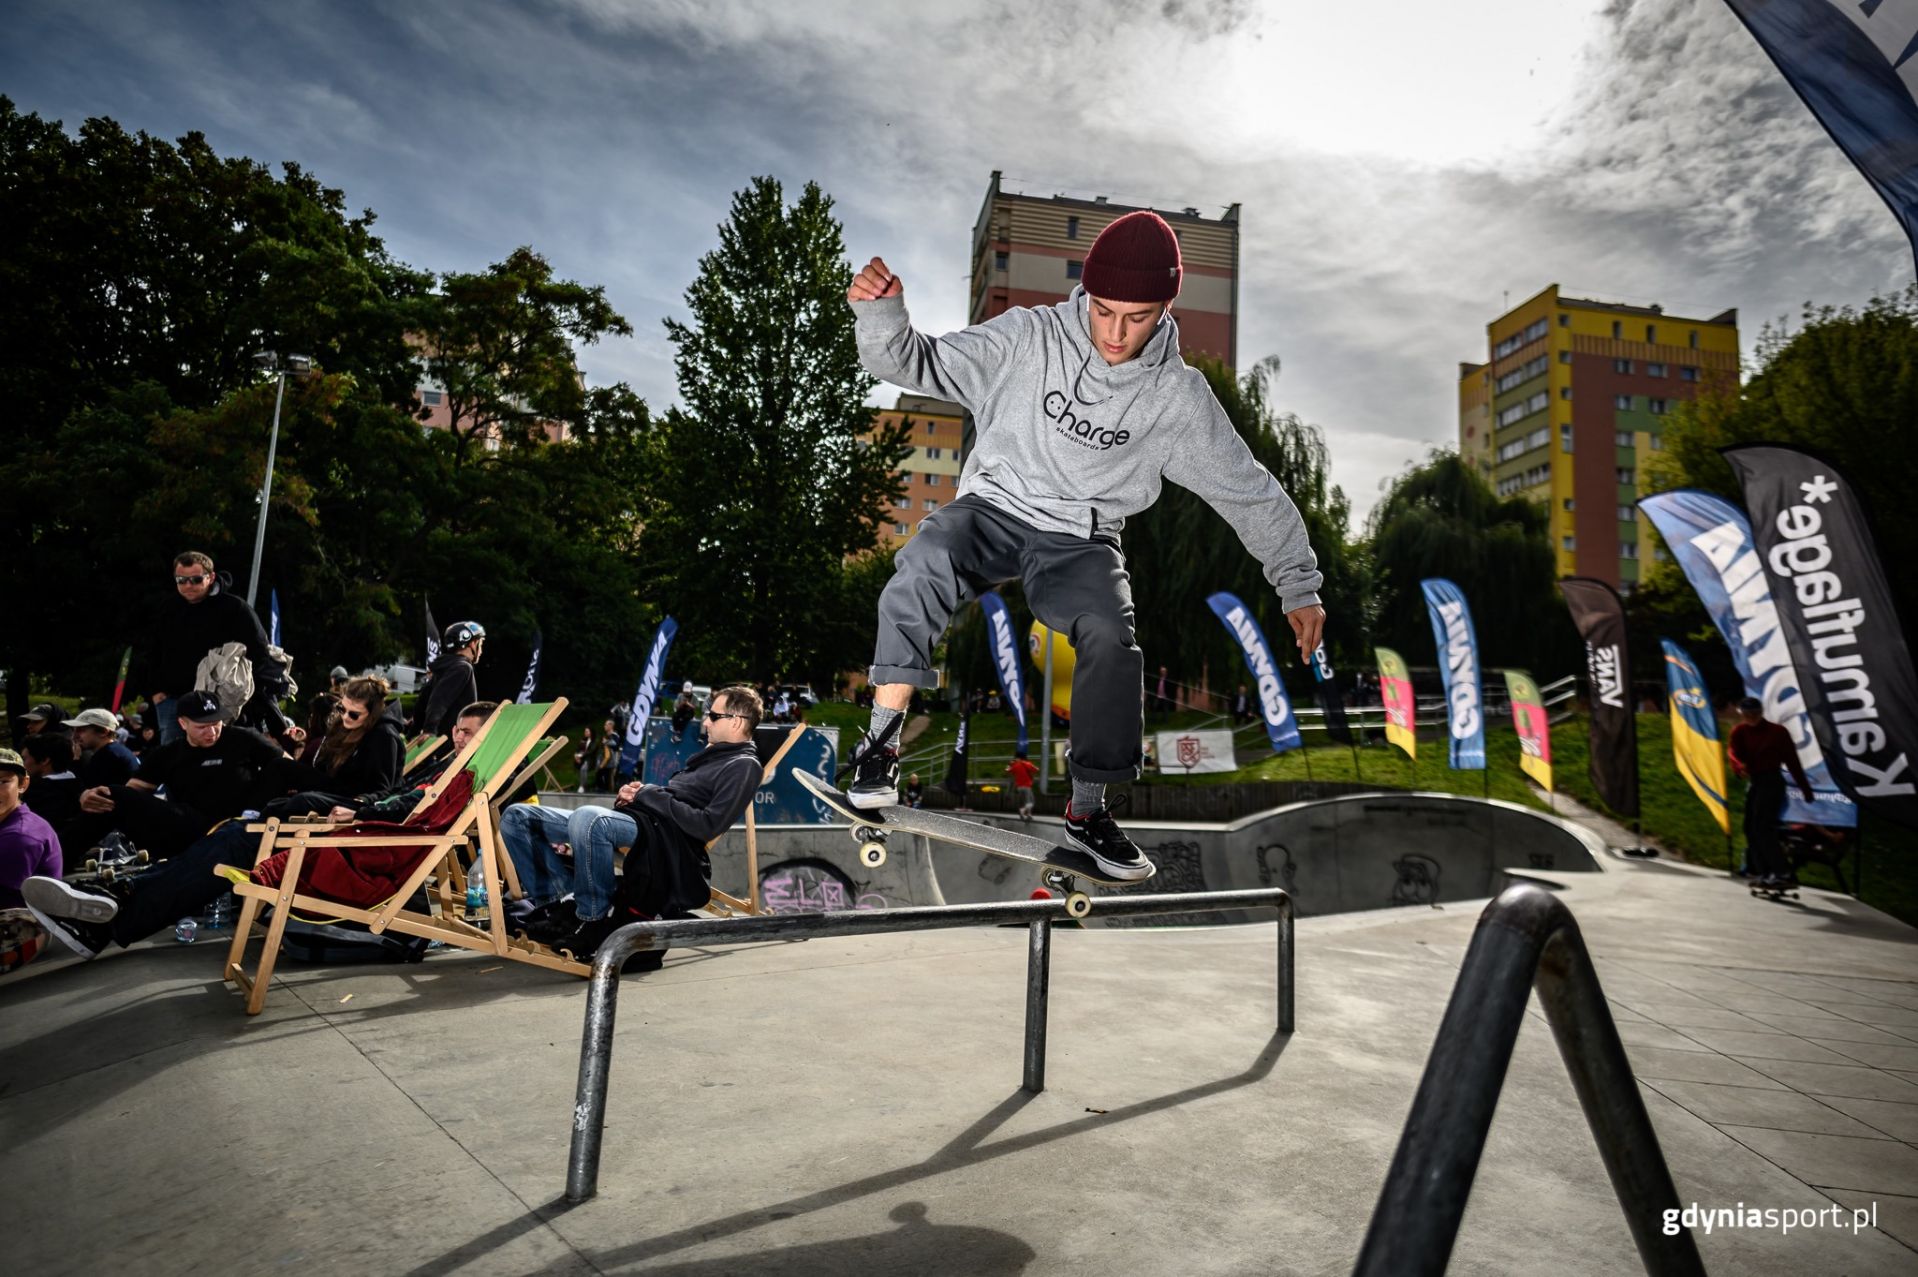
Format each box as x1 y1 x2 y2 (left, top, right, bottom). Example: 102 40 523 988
1042 390 1132 451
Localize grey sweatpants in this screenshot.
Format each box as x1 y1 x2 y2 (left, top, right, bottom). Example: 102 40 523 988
870 494 1142 782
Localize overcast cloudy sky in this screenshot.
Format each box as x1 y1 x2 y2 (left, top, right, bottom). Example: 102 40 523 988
6 0 1908 520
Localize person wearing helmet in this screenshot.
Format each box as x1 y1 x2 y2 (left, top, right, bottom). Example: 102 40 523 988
417 621 486 738
843 212 1325 881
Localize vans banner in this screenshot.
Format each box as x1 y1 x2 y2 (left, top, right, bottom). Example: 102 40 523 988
1560 576 1640 819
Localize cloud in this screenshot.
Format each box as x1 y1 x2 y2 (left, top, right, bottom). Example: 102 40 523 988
3 0 1907 524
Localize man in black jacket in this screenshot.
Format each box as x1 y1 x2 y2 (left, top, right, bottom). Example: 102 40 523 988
138 551 273 745
501 685 763 964
417 621 486 738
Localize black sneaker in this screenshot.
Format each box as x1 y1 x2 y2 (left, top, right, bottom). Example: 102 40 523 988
545 910 624 960
23 877 117 959
845 720 902 811
1063 796 1154 881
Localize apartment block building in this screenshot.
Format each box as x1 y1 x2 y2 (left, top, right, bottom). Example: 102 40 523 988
870 393 966 546
1458 284 1740 588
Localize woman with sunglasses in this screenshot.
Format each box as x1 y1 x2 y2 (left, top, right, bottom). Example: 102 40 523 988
261 678 405 819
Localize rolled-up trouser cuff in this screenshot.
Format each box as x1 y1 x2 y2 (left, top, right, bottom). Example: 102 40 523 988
867 664 941 689
1067 755 1141 784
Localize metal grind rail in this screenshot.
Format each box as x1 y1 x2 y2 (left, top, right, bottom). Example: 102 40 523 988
565 887 1294 1203
1355 883 1703 1276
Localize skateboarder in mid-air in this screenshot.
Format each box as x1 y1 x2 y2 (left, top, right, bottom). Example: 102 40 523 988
843 210 1326 881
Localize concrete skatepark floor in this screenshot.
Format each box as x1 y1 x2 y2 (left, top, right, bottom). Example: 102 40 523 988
5 821 1918 1274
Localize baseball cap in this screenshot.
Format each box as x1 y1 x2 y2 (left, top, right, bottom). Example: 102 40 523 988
0 748 23 776
175 690 225 723
61 708 120 732
21 703 60 722
329 666 350 681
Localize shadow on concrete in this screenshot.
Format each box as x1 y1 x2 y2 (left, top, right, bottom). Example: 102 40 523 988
559 1029 1290 1271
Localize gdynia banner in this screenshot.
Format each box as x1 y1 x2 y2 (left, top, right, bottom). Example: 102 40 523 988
619 615 679 775
1419 578 1485 770
1505 669 1553 793
1376 647 1416 760
979 591 1029 751
1726 445 1918 828
518 626 543 705
1639 490 1856 827
1662 639 1732 836
1561 576 1639 820
1206 591 1302 755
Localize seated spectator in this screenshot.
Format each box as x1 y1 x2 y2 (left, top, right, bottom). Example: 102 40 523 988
134 550 275 745
417 621 486 738
73 690 321 861
324 701 496 824
0 749 62 910
19 735 84 834
62 708 140 788
15 703 70 742
24 702 500 962
309 677 403 794
499 685 763 968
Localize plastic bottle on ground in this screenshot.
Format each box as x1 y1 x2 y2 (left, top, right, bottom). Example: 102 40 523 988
174 917 198 944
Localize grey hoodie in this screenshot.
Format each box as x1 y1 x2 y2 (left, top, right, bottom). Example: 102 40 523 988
852 287 1323 612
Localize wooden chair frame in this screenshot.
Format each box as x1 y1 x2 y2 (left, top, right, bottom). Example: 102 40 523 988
219 699 582 1014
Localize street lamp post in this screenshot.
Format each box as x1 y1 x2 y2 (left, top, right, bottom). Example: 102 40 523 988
245 352 311 610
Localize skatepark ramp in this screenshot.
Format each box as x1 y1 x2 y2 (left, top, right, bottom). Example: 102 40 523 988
1356 882 1702 1276
536 789 1603 922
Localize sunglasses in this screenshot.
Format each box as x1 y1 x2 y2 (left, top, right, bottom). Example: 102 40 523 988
340 707 367 722
173 574 211 585
705 711 747 722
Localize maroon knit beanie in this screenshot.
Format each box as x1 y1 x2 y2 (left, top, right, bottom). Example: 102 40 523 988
1080 210 1182 303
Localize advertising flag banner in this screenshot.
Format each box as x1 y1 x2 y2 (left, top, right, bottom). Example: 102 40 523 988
425 601 441 665
1376 647 1416 759
1505 669 1553 792
268 589 281 650
110 646 132 714
944 709 971 799
1206 591 1303 755
1725 445 1918 828
1640 490 1857 827
1722 0 1918 266
618 616 679 775
979 592 1029 751
1560 577 1640 820
1662 639 1733 835
1028 621 1076 721
1309 643 1353 744
1420 578 1486 769
517 628 543 705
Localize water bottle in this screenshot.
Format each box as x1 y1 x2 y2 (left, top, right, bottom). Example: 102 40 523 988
174 917 199 944
202 893 234 930
465 859 487 917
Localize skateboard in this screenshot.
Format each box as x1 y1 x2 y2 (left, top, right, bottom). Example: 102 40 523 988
796 770 1154 919
1750 881 1801 902
69 834 153 890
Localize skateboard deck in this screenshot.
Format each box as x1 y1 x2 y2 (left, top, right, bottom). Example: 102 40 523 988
796 770 1153 911
1750 883 1801 902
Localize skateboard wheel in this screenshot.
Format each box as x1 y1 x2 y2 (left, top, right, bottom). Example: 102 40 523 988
1065 892 1091 919
859 841 888 869
135 851 151 864
85 859 99 871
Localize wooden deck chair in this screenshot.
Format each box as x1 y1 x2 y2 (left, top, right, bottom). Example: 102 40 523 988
402 733 445 773
217 698 578 1014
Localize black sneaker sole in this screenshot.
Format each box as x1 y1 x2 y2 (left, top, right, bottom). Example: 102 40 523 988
25 877 120 924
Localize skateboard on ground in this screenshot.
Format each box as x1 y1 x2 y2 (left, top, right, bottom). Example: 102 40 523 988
796 771 1154 918
1750 879 1801 902
67 834 153 891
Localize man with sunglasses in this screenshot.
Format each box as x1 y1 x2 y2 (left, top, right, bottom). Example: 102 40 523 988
499 685 764 966
135 551 274 745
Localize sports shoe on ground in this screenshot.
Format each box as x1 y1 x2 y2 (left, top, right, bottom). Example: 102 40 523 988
845 720 902 811
1063 796 1153 881
23 876 117 959
544 910 623 959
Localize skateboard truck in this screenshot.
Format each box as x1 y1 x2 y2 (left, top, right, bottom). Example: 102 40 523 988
1044 868 1092 919
853 825 889 869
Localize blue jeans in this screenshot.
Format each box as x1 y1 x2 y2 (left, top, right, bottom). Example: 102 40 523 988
154 696 183 746
498 803 636 921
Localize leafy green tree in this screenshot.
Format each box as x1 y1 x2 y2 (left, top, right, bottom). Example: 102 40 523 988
1644 285 1918 681
643 176 910 682
1363 450 1572 677
414 247 633 466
